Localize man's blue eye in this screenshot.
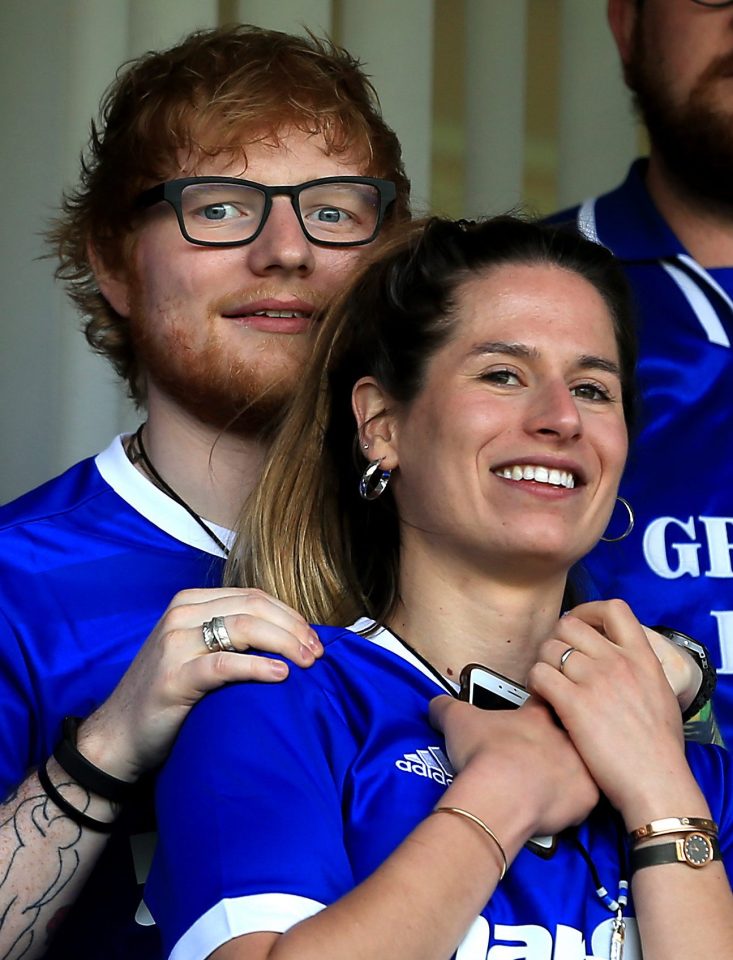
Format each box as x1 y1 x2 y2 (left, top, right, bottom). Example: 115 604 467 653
314 207 347 223
203 204 232 221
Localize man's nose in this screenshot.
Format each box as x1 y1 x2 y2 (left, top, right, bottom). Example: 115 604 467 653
245 197 316 276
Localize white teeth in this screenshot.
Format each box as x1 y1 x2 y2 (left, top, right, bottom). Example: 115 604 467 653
494 464 576 489
252 310 306 319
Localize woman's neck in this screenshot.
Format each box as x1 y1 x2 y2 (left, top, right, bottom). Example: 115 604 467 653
386 547 568 686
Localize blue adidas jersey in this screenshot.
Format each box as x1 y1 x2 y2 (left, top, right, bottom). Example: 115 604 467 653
147 621 733 960
549 160 733 746
0 435 230 959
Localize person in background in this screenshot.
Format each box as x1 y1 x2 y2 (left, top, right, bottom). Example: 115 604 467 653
0 25 409 960
148 216 733 960
550 0 733 745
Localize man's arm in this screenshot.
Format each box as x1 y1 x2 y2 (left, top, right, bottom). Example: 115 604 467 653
0 588 322 960
0 769 113 960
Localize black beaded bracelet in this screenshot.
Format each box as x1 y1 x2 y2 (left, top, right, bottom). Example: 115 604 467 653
54 716 133 804
37 759 116 833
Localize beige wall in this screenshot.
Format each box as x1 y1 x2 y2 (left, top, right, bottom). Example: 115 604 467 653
0 0 641 502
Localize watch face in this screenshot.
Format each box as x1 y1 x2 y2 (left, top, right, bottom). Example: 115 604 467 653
683 833 713 867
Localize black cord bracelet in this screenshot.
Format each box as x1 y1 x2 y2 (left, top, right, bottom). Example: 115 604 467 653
37 759 116 833
54 716 133 804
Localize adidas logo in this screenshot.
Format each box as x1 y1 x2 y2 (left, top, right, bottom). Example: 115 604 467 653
395 746 454 786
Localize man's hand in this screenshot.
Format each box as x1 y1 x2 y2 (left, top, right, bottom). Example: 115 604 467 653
76 588 322 782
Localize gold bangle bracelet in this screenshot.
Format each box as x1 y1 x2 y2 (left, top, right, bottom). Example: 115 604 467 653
629 816 718 845
432 806 508 880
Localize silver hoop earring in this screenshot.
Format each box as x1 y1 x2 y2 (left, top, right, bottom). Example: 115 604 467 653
359 459 391 500
600 496 635 542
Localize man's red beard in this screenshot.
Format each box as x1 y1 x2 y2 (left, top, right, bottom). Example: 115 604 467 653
128 293 318 438
628 35 733 211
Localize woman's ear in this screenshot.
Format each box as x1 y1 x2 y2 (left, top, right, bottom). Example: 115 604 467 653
87 242 132 318
352 377 400 470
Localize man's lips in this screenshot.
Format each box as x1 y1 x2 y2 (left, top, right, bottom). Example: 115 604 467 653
221 299 316 333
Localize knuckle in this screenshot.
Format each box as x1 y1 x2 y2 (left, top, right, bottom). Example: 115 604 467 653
605 598 630 618
206 651 235 680
160 626 192 651
239 588 267 606
164 604 197 630
170 588 199 606
227 613 255 639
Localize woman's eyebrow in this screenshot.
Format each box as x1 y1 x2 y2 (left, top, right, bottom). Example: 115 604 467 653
577 355 621 377
469 341 537 359
468 341 620 377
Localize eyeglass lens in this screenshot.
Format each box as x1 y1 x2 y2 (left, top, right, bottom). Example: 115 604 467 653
179 180 383 245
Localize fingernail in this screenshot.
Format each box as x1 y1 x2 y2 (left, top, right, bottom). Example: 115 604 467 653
305 631 323 654
270 660 288 677
299 642 316 660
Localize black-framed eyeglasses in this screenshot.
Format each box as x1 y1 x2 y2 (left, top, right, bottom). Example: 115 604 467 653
136 176 397 248
690 0 733 7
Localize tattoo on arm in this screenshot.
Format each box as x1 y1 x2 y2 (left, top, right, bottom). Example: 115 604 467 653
0 781 91 960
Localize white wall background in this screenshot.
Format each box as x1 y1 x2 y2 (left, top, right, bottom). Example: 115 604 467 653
0 0 637 503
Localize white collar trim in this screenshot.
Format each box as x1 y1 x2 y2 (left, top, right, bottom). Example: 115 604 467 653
348 617 460 694
95 435 234 557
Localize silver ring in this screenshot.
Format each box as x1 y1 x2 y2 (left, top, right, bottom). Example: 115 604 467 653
201 620 220 653
211 616 235 652
559 646 577 674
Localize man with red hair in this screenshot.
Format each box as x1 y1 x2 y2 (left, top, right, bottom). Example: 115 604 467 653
0 25 409 960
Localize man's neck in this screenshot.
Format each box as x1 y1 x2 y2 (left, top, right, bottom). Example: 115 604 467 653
645 151 733 268
138 397 266 531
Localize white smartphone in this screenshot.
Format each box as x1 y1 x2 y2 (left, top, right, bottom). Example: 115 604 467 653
458 663 557 859
459 663 529 710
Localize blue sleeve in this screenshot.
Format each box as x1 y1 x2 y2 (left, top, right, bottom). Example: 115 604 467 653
686 742 733 882
0 604 37 797
146 664 356 959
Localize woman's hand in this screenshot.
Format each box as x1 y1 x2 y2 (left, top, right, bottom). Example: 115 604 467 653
642 625 703 714
529 599 692 826
429 695 599 843
75 588 323 782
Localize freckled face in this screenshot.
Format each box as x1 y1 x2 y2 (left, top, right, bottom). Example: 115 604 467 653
387 263 629 580
119 129 376 432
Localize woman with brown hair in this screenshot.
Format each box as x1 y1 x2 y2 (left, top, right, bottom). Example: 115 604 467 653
148 216 733 960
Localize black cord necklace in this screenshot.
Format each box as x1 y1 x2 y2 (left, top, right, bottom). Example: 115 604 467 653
385 625 457 695
128 424 230 556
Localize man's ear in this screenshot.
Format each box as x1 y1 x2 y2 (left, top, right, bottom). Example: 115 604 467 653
87 242 132 318
352 377 400 470
607 0 640 77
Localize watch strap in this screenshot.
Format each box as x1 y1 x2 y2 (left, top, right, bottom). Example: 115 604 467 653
632 834 721 871
651 625 717 721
